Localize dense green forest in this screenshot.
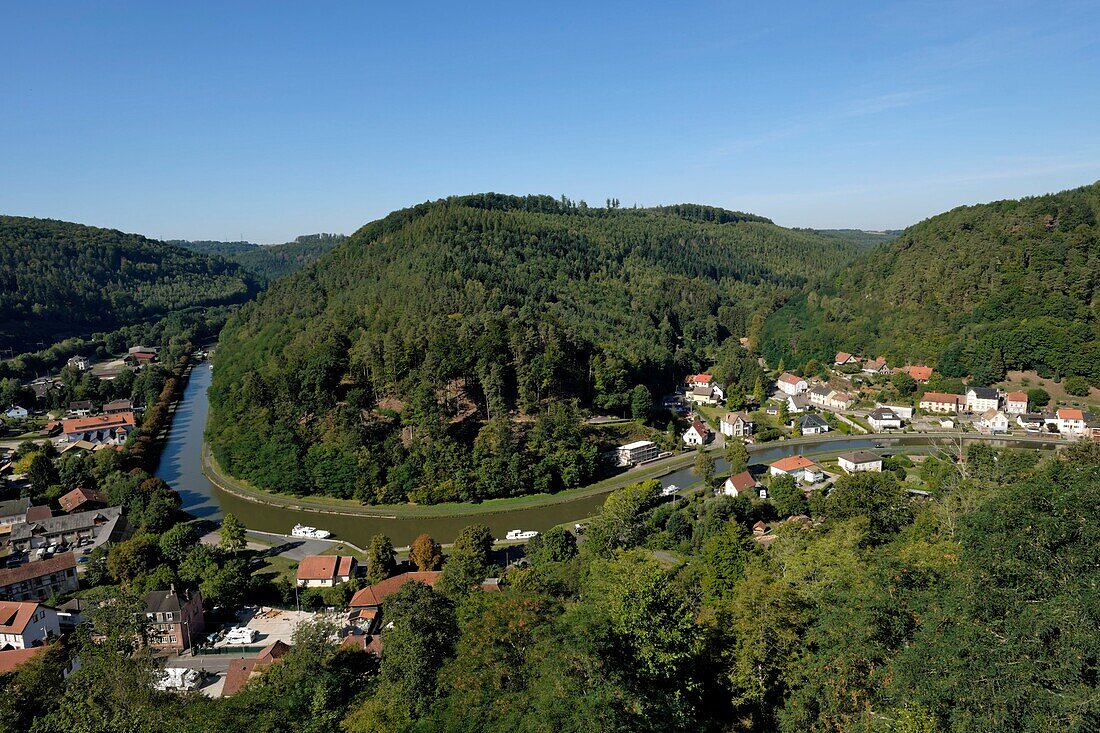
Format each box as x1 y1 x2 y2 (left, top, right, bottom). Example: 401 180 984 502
0 217 261 352
173 234 348 281
809 228 901 248
208 194 860 504
761 182 1100 385
4 442 1098 732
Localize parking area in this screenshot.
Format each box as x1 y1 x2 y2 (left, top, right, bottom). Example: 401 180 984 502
216 607 318 648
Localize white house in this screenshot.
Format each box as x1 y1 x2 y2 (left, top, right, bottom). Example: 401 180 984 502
4 406 29 420
837 450 882 473
834 352 858 366
777 373 808 396
1004 391 1028 414
66 355 90 372
616 440 658 466
295 556 357 588
965 387 1000 413
919 392 961 413
809 386 855 411
711 384 726 401
868 407 903 431
877 404 914 420
685 374 713 389
861 357 889 375
1016 413 1044 432
796 414 830 435
0 498 31 528
682 421 713 446
0 601 59 649
977 410 1010 434
769 455 824 484
786 393 813 414
722 471 758 497
1054 408 1088 436
719 412 753 438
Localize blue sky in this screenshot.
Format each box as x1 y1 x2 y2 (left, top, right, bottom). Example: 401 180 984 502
2 1 1098 241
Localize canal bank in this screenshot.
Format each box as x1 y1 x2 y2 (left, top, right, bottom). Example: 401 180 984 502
159 364 1070 545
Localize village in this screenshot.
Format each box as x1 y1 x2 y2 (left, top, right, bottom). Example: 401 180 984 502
0 340 1097 697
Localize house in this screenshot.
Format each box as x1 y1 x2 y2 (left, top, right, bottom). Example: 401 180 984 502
861 357 890 375
0 554 79 601
58 488 109 514
719 412 754 438
685 374 713 389
810 386 855 410
796 414 830 435
965 387 1000 413
919 392 961 413
9 506 128 553
786 393 813 414
295 555 357 588
27 379 60 401
102 399 134 415
722 471 758 497
769 455 825 484
222 641 291 696
0 498 31 528
1004 391 1028 414
1016 413 1045 432
837 451 882 473
938 418 955 429
67 401 95 417
688 385 719 405
1054 408 1088 436
616 440 658 467
777 373 808 396
978 409 1010 435
66 355 90 372
877 404 914 420
834 352 858 366
140 587 205 650
349 572 442 633
899 365 933 382
682 420 713 446
765 404 780 416
61 412 136 445
4 406 28 420
867 407 903 431
0 601 60 649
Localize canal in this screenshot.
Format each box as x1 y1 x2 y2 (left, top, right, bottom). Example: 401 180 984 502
157 363 1064 546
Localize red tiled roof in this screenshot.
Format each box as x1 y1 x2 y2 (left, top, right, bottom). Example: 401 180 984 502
0 601 44 634
61 413 135 434
686 374 713 384
921 392 960 404
295 555 355 581
771 455 818 472
223 642 291 696
58 488 107 514
0 554 76 587
778 372 802 385
349 571 442 608
1058 408 1085 421
834 352 853 363
725 471 757 493
0 646 46 675
903 365 933 381
1006 391 1027 402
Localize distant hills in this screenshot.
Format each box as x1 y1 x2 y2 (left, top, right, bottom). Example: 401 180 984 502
809 228 902 248
207 193 863 503
761 182 1100 384
0 216 262 352
170 233 347 281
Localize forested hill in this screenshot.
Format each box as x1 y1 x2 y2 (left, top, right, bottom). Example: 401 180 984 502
761 182 1100 384
208 193 860 504
0 216 262 351
809 228 901 248
172 233 347 281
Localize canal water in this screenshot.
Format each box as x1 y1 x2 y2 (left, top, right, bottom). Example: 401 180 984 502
156 364 1062 545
